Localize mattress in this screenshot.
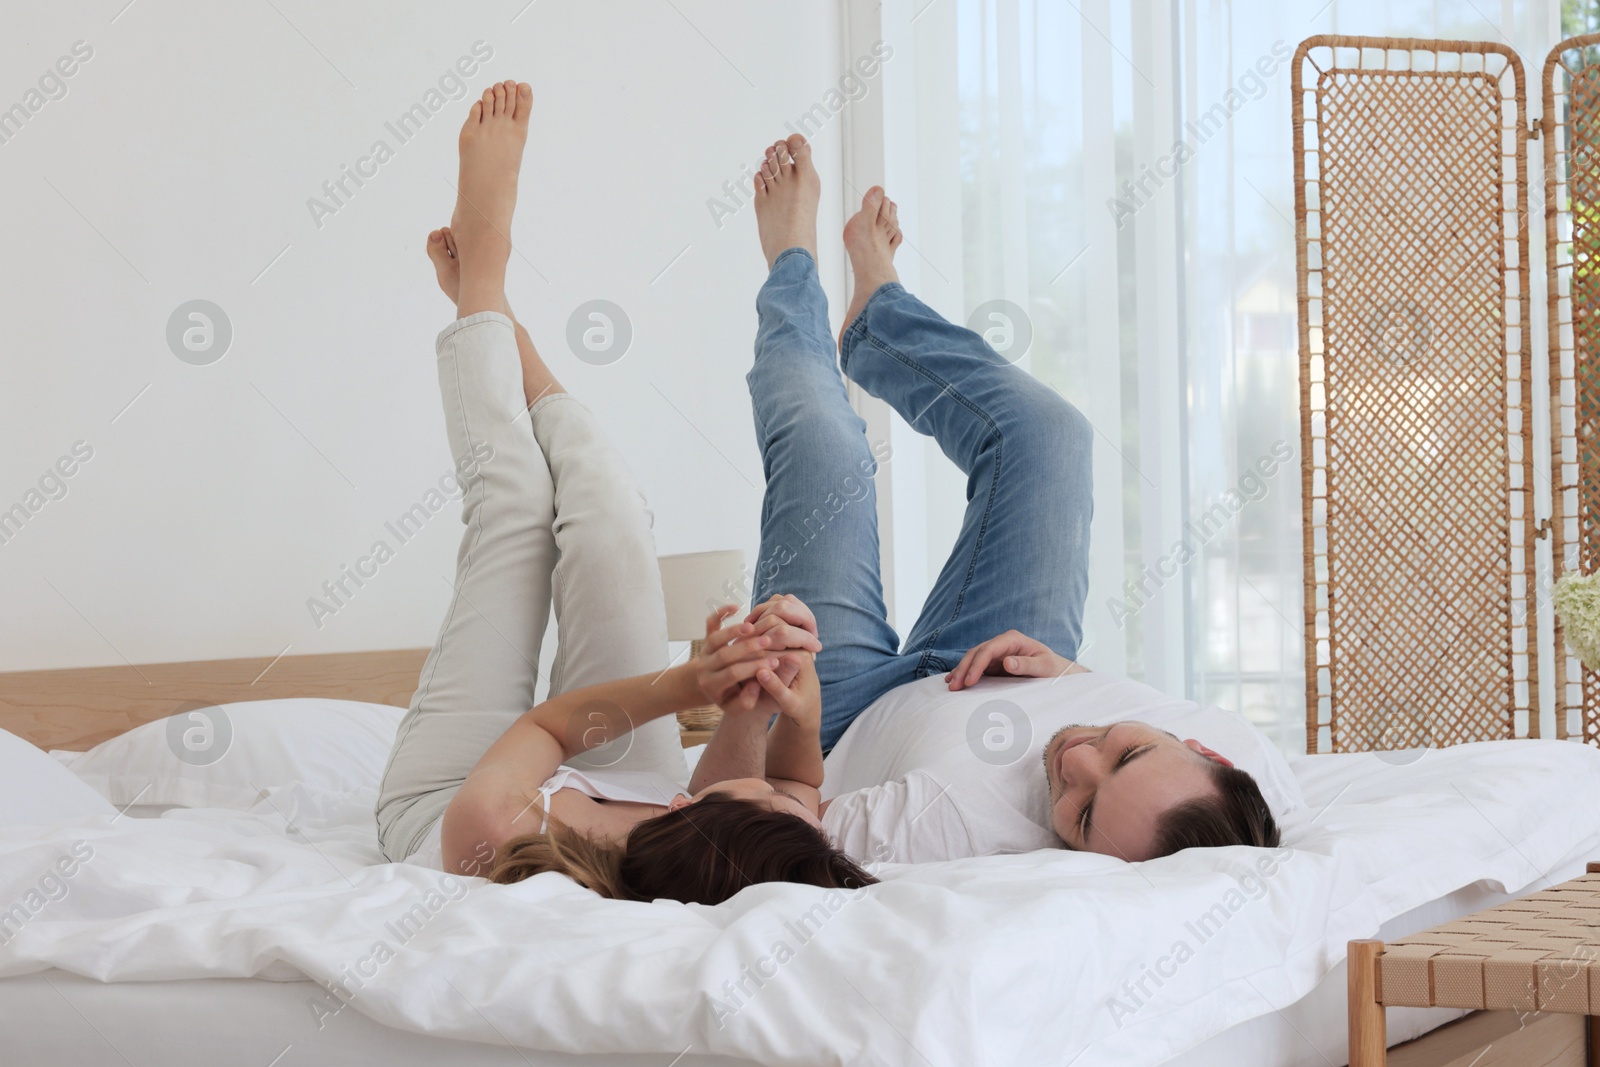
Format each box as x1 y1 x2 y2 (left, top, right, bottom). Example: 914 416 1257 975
3 722 1599 1066
0 969 739 1067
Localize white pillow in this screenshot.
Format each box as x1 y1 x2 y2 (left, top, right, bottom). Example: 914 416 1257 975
65 699 405 809
0 727 118 824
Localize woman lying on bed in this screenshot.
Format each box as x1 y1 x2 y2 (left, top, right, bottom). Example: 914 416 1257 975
373 80 874 904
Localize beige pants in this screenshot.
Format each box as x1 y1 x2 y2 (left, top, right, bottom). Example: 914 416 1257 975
376 312 687 861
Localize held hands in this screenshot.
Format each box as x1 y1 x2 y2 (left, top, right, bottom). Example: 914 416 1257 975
740 595 823 728
692 602 821 713
944 629 1082 691
739 593 818 643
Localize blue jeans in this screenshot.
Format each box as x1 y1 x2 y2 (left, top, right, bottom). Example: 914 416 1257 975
747 248 1093 750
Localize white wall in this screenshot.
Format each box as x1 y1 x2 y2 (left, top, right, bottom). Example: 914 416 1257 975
0 0 864 671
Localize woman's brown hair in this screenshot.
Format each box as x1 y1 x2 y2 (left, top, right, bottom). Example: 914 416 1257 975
487 793 877 904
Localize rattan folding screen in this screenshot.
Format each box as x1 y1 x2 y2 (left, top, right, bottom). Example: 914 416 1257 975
1546 34 1600 747
1289 35 1600 755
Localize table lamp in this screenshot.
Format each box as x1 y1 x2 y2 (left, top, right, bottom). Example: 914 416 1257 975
658 549 747 741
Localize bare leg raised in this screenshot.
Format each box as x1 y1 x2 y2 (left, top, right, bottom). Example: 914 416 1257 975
427 225 562 410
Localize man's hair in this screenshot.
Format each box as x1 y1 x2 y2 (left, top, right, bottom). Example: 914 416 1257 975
1151 761 1281 856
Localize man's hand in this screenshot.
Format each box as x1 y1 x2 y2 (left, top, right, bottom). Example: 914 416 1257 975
752 650 821 730
944 629 1083 691
760 651 825 790
693 604 821 711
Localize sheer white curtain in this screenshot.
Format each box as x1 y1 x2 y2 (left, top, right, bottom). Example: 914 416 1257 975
856 0 1562 754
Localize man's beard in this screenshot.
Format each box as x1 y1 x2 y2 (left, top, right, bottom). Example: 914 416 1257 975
1042 724 1093 789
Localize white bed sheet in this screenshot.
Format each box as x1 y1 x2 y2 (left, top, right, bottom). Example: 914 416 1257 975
3 874 1581 1067
2 737 1597 1066
13 870 1584 1067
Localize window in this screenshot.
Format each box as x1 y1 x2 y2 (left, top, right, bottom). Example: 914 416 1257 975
866 0 1564 753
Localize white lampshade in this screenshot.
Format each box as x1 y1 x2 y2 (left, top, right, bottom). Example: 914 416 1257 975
658 550 748 640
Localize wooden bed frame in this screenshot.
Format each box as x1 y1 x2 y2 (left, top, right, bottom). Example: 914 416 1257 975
0 648 430 751
0 647 711 753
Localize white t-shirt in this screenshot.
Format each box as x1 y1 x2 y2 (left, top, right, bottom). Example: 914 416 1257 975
406 768 686 870
819 672 1305 866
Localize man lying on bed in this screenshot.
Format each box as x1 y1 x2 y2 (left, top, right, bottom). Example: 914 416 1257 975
720 135 1283 865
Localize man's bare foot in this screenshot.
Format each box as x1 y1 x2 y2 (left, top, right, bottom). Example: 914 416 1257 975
753 134 820 270
452 80 532 317
839 186 903 346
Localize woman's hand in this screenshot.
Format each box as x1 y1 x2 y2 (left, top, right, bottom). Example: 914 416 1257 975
944 629 1083 690
693 605 820 710
740 594 818 642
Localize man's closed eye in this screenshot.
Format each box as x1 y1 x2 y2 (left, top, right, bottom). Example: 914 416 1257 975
1078 743 1156 839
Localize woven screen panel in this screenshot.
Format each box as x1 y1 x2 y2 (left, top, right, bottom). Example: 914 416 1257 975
1292 38 1535 754
1545 33 1600 747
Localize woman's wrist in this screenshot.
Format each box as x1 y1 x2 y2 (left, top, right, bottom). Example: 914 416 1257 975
663 660 704 710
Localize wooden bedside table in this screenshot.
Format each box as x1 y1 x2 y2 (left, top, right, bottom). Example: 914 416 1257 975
1348 862 1600 1066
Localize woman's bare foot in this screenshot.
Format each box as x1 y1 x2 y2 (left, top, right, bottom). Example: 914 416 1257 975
427 227 461 302
752 134 820 270
452 80 532 317
426 225 561 405
839 186 903 346
429 225 516 316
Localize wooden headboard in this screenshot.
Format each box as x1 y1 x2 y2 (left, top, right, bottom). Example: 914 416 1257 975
0 649 429 751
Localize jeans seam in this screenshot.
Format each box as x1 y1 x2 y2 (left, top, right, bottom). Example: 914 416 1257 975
772 246 815 268
756 263 833 365
851 331 1002 654
839 282 905 362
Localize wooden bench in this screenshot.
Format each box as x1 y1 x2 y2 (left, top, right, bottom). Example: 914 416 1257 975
1349 863 1600 1066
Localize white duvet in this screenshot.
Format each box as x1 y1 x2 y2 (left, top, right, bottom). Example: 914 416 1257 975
3 740 1599 1067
